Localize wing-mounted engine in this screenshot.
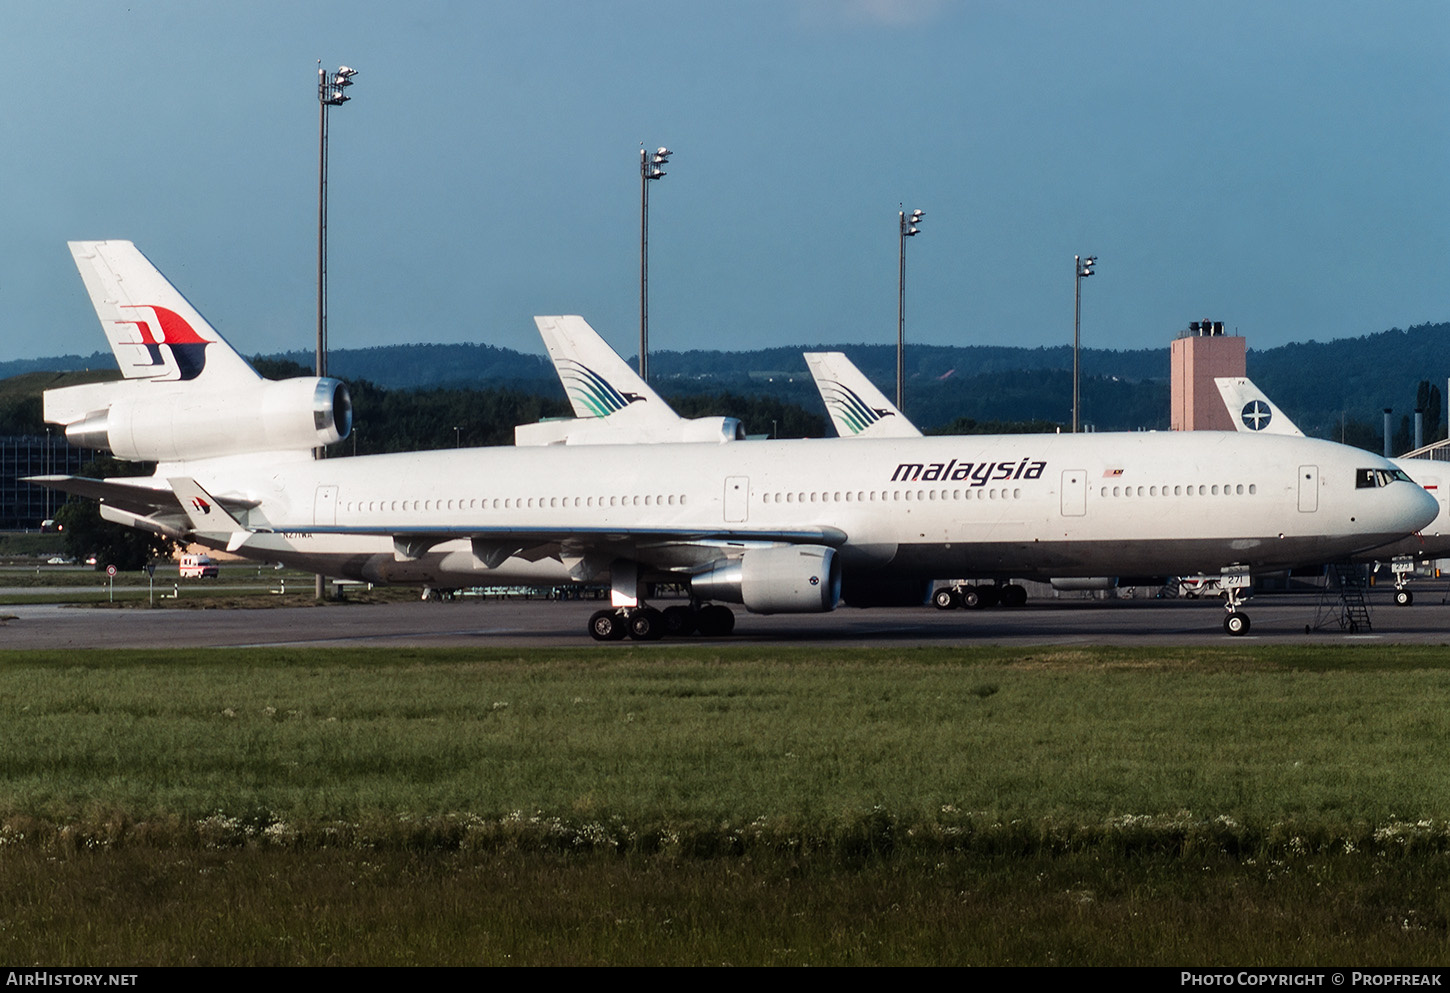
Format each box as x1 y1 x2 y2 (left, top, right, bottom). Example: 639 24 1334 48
690 544 841 614
47 376 351 462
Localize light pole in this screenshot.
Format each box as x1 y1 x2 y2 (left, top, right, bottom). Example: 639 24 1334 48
317 64 357 388
1072 254 1096 433
897 207 924 412
639 145 670 382
316 63 356 600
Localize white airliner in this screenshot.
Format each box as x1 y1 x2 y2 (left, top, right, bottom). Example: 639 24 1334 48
1217 376 1449 604
29 241 1438 640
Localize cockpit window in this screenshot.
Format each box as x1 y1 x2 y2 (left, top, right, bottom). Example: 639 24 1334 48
1356 468 1414 488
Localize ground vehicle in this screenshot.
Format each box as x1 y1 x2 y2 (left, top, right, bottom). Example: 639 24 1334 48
179 553 219 578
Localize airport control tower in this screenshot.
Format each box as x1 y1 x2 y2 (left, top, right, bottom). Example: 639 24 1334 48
1170 320 1246 431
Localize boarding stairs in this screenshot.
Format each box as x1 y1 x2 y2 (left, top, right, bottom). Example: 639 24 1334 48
1309 563 1372 633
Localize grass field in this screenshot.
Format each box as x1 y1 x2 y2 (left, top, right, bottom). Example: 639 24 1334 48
4 644 1450 964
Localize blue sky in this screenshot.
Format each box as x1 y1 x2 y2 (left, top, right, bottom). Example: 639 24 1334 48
2 1 1445 365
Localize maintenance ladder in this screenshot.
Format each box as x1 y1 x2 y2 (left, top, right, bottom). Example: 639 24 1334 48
1309 563 1372 633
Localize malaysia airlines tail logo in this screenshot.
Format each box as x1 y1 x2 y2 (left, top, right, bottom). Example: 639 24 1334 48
190 496 212 516
818 379 894 435
557 359 646 418
112 305 211 382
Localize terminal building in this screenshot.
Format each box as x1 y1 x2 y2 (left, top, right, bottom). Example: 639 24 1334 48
0 435 88 530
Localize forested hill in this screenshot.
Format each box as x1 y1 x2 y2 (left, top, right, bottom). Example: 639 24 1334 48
4 321 1447 441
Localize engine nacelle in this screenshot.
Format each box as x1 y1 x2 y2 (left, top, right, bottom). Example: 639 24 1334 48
839 573 932 608
62 377 351 462
675 417 746 444
691 545 841 614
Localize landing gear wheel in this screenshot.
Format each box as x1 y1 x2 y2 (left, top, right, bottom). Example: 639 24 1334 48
932 588 960 610
696 604 736 637
960 586 983 609
1223 613 1250 636
628 607 665 641
978 586 1002 609
589 609 628 641
1395 589 1413 606
1001 584 1028 608
661 605 697 636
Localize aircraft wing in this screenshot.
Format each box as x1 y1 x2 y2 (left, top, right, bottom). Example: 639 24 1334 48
25 474 259 519
304 521 850 581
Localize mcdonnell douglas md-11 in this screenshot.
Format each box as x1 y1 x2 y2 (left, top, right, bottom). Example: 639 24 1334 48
29 241 1438 638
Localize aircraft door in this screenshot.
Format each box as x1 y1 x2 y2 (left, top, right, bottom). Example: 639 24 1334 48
314 485 339 526
1297 465 1319 512
1060 469 1087 517
724 476 749 523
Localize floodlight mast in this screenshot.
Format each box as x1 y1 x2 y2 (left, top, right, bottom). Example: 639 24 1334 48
1072 253 1096 433
897 207 925 412
639 145 671 382
315 62 357 600
317 63 357 387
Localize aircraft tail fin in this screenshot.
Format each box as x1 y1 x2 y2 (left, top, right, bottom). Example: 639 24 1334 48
803 352 922 439
68 240 260 388
1214 377 1304 437
534 316 676 422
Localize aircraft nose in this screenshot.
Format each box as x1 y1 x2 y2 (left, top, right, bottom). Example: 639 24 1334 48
1402 481 1440 533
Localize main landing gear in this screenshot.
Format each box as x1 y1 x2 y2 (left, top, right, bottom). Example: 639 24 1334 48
588 603 736 641
931 583 1028 610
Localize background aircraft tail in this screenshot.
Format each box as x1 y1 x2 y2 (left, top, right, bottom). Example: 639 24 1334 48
803 352 922 439
534 315 673 420
521 316 744 445
1214 377 1304 436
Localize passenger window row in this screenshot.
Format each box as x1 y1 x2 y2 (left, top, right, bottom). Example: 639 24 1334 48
341 493 688 514
1100 483 1256 498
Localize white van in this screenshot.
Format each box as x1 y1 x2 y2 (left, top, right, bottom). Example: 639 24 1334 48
179 554 219 579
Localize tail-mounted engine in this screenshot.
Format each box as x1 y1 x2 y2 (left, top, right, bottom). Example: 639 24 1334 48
55 377 352 462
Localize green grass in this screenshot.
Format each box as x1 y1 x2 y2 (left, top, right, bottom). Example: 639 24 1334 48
6 644 1450 964
6 644 1450 828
